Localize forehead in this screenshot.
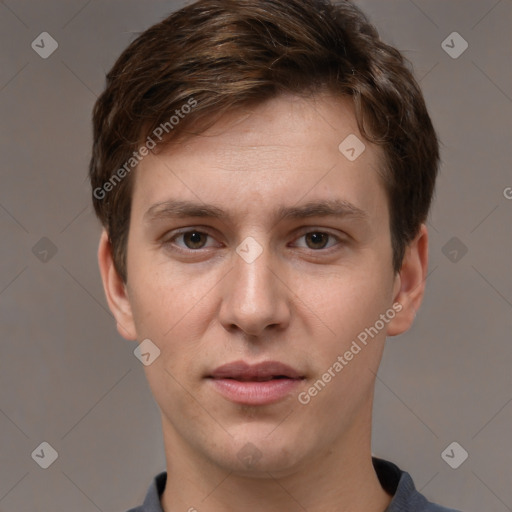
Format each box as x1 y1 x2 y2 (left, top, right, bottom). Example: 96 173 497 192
132 92 388 225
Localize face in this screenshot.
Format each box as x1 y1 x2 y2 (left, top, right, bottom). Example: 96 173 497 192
100 92 425 478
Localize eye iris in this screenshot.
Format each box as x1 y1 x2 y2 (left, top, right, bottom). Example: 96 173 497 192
306 232 328 249
180 232 331 250
184 231 206 249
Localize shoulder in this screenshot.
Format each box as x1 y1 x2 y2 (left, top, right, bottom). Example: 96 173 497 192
124 472 167 512
372 457 463 512
424 505 462 512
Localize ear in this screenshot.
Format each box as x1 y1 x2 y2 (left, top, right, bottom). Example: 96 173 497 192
97 230 137 340
386 224 429 337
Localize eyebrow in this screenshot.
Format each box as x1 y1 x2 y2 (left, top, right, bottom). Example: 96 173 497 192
144 198 369 225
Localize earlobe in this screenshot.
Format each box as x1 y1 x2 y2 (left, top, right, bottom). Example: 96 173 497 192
386 224 429 337
97 230 138 341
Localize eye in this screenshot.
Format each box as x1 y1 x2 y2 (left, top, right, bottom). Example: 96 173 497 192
292 231 341 250
164 229 217 250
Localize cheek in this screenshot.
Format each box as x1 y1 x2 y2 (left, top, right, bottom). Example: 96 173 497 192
127 266 218 387
296 263 393 342
127 261 204 337
295 270 391 425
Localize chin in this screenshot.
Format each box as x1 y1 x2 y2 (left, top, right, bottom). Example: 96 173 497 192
208 430 310 477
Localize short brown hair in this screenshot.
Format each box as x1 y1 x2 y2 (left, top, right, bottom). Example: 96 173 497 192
89 0 440 282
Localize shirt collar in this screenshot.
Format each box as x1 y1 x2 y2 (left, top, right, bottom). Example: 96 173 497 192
140 457 425 512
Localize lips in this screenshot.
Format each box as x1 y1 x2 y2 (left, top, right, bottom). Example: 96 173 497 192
208 360 304 381
207 360 305 405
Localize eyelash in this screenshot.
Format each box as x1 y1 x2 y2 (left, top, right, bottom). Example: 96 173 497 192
162 228 344 253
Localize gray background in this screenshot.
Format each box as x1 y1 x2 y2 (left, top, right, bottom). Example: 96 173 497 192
0 0 511 511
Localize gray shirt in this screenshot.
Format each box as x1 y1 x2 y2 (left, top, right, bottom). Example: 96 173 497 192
127 457 462 512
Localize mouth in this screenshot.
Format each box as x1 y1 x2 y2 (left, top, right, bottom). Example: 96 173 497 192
220 375 295 382
208 360 304 381
207 360 305 405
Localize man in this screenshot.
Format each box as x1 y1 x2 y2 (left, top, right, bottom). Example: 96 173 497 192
89 0 461 510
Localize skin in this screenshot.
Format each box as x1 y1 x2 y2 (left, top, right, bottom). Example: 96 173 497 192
98 92 428 512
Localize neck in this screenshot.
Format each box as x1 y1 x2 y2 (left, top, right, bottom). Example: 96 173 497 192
160 408 392 512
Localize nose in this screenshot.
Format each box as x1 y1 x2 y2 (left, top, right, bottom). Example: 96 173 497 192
218 241 291 337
